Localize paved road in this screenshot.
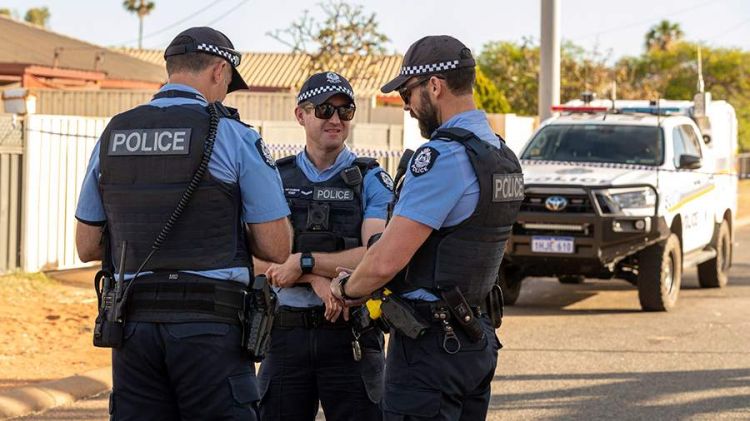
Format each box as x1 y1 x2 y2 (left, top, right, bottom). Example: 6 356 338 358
22 226 750 420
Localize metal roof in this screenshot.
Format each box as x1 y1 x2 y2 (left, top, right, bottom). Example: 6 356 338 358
115 48 402 97
0 16 166 84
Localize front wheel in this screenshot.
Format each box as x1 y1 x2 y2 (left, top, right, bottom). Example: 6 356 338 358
637 234 682 311
697 220 731 288
498 262 523 306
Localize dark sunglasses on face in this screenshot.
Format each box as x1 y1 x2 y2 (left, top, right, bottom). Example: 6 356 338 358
398 77 429 105
311 103 356 121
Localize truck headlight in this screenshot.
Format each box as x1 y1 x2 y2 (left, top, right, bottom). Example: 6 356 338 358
595 187 657 216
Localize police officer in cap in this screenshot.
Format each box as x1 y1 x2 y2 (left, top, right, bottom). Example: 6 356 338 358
75 27 292 420
254 72 392 420
330 35 524 420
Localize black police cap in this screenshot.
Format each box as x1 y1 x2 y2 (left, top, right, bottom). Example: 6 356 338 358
381 35 475 94
297 72 355 106
164 27 249 93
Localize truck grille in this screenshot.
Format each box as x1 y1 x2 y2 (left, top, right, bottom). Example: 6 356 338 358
520 193 595 214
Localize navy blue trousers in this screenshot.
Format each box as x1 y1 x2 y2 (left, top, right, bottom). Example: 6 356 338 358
110 322 259 420
257 325 384 421
382 316 500 421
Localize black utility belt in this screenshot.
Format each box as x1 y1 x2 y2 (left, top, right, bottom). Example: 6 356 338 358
408 300 484 323
125 273 247 325
274 306 351 329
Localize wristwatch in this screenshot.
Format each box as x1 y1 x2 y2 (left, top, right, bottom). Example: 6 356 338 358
300 252 315 274
339 274 356 300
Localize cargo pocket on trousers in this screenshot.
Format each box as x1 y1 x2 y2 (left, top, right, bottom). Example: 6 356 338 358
360 349 385 403
228 372 260 415
382 383 441 417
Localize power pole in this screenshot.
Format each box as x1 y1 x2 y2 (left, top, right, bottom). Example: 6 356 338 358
539 0 560 121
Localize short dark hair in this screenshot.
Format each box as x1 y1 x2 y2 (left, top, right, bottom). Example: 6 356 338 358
165 36 223 75
439 67 475 96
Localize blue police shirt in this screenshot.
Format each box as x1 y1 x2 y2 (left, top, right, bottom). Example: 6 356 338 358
275 146 394 308
395 110 502 301
75 84 290 284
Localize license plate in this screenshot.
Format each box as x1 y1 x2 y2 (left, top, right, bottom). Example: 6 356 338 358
531 236 575 254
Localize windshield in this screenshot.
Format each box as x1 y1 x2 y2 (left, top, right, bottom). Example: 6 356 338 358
521 124 663 165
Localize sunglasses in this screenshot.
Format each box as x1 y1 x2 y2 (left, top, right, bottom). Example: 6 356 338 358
308 103 356 121
398 75 445 105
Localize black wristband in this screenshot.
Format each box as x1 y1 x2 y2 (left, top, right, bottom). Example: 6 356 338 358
300 252 314 274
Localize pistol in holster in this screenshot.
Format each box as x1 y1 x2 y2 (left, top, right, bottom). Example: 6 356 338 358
240 275 277 362
376 291 429 340
485 284 504 329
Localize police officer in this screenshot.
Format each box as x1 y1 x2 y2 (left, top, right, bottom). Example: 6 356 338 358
254 72 393 420
75 27 292 420
331 36 524 420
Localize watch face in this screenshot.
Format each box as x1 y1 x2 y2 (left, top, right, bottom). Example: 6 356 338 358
301 257 314 267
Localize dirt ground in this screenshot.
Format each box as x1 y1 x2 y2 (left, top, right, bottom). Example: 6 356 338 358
1 180 749 392
0 271 109 391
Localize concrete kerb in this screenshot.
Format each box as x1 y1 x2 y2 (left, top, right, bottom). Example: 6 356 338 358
0 367 112 420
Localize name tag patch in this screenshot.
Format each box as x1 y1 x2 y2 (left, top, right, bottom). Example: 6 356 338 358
493 173 524 202
108 129 191 156
314 187 354 201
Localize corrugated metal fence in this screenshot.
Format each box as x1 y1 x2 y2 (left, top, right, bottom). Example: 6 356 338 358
15 114 403 273
0 115 23 272
32 89 403 125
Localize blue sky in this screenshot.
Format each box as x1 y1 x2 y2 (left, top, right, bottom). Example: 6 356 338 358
4 0 749 59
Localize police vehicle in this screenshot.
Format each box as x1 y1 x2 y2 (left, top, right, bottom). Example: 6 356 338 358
500 91 738 311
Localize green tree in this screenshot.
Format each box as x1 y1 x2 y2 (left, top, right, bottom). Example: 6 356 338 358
123 0 155 49
0 8 12 18
268 0 390 86
474 67 510 113
24 7 50 27
645 20 684 52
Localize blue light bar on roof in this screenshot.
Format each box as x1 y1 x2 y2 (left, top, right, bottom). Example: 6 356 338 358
618 106 684 115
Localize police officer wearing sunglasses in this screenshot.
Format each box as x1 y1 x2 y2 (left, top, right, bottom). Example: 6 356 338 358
74 27 292 419
331 36 524 420
254 72 393 420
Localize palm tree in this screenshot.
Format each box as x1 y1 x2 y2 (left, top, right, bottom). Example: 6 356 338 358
645 20 684 52
123 0 155 48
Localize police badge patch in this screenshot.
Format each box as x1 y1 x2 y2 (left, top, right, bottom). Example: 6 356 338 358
326 72 341 84
255 138 275 168
376 170 395 191
410 146 440 177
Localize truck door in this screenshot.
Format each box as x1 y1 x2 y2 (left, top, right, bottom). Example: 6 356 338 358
673 124 713 252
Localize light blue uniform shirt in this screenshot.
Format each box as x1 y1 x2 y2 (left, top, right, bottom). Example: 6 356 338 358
396 110 502 301
276 147 394 308
75 84 290 284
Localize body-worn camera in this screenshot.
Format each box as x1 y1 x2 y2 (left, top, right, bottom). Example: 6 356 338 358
306 202 330 231
241 275 277 362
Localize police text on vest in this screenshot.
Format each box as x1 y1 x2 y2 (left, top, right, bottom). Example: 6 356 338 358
108 129 192 156
492 173 525 202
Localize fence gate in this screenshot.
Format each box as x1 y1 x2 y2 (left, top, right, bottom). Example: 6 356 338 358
0 115 23 273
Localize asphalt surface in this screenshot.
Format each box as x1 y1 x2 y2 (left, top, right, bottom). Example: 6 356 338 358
19 226 750 420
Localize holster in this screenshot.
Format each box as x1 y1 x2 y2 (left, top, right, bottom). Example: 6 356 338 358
441 286 484 342
240 275 277 362
379 294 429 339
485 284 504 329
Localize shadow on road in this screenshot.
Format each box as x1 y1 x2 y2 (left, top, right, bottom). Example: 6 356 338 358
490 368 750 419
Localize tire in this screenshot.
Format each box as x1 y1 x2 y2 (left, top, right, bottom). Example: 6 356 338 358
637 234 682 311
697 220 731 288
498 263 523 306
558 275 585 284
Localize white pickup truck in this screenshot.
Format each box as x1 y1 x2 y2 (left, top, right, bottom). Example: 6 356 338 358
501 95 738 311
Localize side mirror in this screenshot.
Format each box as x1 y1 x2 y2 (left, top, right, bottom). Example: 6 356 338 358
679 154 702 170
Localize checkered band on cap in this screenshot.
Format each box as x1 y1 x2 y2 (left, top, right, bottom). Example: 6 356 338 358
297 85 354 103
400 60 460 76
197 43 240 67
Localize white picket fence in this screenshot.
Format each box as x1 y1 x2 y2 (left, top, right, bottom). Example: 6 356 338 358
18 115 403 272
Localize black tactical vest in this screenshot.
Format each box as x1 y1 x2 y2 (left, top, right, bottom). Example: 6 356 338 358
277 154 378 253
98 91 252 273
394 128 524 305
